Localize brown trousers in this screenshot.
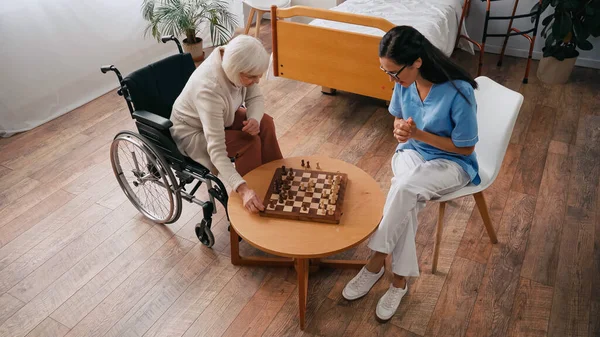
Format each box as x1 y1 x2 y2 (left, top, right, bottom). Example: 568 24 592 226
225 109 283 177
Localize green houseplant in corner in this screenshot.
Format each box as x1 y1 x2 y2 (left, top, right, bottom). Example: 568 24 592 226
142 0 239 62
533 0 600 84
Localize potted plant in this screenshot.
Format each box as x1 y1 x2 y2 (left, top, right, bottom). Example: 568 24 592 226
142 0 239 62
532 0 600 84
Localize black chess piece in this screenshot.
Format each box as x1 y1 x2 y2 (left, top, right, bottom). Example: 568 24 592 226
282 165 287 175
306 161 310 169
301 160 305 167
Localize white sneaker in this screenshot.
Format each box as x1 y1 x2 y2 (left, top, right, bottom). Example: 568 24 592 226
342 266 384 300
376 283 408 321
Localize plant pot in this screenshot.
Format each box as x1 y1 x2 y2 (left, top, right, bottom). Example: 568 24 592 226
183 37 205 62
537 56 577 84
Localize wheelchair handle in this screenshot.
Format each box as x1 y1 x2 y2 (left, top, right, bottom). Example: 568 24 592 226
100 64 124 82
100 65 114 73
161 35 184 54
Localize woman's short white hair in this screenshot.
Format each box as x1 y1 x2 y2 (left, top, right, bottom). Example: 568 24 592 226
222 35 269 87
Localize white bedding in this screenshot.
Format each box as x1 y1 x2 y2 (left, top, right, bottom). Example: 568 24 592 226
308 0 474 56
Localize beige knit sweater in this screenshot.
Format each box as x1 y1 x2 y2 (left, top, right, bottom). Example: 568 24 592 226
170 47 265 191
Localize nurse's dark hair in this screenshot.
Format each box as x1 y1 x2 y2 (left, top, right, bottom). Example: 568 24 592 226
379 25 477 103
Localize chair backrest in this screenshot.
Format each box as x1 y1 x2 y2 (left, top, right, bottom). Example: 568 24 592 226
123 53 196 119
473 76 523 188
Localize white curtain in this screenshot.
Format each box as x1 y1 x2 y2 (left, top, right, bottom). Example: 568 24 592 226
0 0 243 137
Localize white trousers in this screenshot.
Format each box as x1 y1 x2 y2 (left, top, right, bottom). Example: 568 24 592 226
367 149 470 277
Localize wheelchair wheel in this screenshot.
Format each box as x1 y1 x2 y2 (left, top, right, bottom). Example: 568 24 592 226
195 219 215 248
110 131 182 224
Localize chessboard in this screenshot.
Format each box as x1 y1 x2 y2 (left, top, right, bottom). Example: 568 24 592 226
259 166 348 224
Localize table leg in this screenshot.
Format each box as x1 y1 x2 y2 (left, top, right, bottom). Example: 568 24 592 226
295 258 309 330
230 226 294 267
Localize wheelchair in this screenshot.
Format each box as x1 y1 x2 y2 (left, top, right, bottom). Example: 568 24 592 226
100 35 229 248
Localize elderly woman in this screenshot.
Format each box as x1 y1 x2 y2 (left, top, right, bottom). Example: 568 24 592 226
170 35 282 213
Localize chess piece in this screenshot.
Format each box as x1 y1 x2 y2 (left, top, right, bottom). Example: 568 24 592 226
279 194 284 203
327 206 335 215
302 203 309 211
289 168 294 176
299 183 305 191
306 161 310 169
288 191 294 200
282 165 287 175
269 200 276 208
316 162 321 170
301 159 305 167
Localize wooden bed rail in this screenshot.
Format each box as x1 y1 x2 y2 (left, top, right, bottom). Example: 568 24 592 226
270 5 396 101
274 6 396 33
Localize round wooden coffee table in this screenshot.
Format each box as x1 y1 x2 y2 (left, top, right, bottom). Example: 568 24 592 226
228 156 385 330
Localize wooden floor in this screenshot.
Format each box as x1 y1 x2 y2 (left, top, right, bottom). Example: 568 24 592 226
0 23 599 337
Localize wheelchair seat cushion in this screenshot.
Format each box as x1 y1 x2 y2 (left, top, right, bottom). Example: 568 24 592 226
123 53 196 119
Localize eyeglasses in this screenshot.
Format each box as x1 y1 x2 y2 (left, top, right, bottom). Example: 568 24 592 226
380 64 407 80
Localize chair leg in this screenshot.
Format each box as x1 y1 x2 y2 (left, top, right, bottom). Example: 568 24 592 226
432 202 446 274
523 35 537 84
255 10 264 39
474 192 498 244
244 8 256 35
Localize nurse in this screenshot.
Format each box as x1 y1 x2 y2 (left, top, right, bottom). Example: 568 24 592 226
342 25 480 321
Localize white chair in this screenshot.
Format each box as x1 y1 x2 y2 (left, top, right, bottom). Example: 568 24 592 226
431 76 524 274
243 0 292 38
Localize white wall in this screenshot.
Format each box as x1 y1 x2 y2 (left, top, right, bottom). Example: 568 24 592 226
465 0 600 69
242 0 343 25
0 0 243 137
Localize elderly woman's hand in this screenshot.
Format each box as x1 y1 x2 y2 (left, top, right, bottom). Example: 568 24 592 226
242 118 260 136
236 183 265 213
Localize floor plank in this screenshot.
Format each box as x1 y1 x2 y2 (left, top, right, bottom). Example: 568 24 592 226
456 143 522 264
0 203 112 294
64 235 195 337
103 242 215 337
392 196 475 336
0 189 74 248
520 145 570 286
510 104 557 196
8 201 138 302
25 317 70 337
49 223 174 328
142 254 239 337
549 207 595 337
0 293 24 326
221 271 296 337
590 184 600 337
425 256 486 337
180 265 268 337
507 277 554 337
548 116 599 337
465 191 536 337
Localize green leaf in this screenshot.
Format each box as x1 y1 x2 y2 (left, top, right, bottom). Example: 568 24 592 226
541 0 551 12
573 20 590 40
553 12 572 40
586 6 595 15
542 13 554 26
545 33 556 48
563 0 579 10
530 3 540 23
578 39 594 50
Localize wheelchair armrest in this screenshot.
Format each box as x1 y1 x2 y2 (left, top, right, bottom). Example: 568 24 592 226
132 110 173 131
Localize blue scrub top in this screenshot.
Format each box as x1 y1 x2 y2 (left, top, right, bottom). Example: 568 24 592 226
388 80 480 185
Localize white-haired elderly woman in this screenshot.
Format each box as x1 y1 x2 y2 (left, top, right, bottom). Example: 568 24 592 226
170 35 282 213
